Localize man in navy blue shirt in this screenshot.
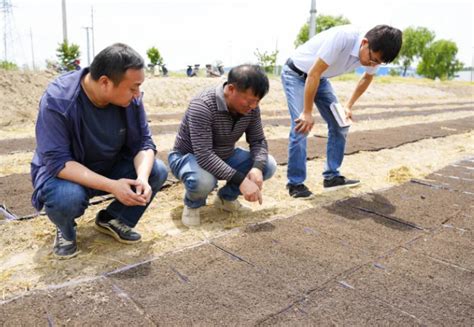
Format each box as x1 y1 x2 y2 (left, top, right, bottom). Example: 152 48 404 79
31 43 168 259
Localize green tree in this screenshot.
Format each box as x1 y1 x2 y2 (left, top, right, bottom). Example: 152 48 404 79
254 48 279 73
417 40 463 80
389 67 400 76
396 26 435 76
146 46 163 69
56 41 80 71
294 14 351 47
0 60 18 70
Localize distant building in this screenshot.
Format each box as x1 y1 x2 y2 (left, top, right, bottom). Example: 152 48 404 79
454 69 474 82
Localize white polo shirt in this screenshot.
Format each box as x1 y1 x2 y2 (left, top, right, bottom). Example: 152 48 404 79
291 24 378 78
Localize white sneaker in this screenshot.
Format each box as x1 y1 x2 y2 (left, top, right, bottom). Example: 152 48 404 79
182 206 200 227
213 196 251 213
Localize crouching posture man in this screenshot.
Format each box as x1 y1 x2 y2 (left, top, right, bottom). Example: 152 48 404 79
31 43 168 258
169 64 277 226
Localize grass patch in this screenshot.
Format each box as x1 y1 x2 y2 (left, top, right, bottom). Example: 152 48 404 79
332 73 474 86
331 73 359 81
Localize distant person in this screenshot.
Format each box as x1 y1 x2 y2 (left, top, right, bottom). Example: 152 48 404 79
161 64 168 77
31 43 168 259
73 59 81 70
192 64 200 77
168 64 277 227
186 65 193 77
205 64 221 77
217 63 225 76
282 24 402 198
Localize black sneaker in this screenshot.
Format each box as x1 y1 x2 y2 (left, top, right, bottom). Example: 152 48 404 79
53 227 79 259
323 176 360 192
287 183 314 198
95 210 141 244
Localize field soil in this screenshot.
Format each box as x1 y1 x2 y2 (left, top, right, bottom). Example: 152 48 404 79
0 69 473 304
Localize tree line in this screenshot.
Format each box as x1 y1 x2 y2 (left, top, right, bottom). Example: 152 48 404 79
1 15 465 81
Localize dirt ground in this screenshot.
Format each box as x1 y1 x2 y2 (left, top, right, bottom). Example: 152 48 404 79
0 69 473 301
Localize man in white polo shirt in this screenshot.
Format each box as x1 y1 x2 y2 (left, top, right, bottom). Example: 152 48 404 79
282 24 402 198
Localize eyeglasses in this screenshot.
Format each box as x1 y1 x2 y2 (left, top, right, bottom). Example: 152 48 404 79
368 48 385 66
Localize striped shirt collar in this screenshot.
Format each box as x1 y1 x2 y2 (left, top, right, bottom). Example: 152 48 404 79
216 82 229 112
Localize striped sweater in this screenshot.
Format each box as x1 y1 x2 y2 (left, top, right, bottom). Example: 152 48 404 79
173 83 268 186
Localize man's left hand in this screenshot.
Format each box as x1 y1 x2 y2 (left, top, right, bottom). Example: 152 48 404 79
247 168 263 190
135 177 152 203
345 107 354 123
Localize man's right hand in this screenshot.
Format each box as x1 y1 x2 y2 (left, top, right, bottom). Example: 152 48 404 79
294 112 315 134
239 178 263 204
109 178 148 207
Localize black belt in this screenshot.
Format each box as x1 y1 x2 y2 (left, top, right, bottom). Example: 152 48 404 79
286 58 307 78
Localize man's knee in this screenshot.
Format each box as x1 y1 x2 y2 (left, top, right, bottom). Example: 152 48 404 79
329 125 349 139
289 129 307 144
184 171 216 197
43 180 88 218
263 155 277 180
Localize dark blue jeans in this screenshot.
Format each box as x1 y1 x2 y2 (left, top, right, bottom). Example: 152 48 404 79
39 159 168 241
281 64 350 184
168 148 277 208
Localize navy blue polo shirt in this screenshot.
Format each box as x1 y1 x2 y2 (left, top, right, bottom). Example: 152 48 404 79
78 87 127 174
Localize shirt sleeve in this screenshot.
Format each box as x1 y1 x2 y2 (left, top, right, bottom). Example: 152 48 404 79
136 99 157 154
35 97 75 178
316 31 347 66
188 99 244 185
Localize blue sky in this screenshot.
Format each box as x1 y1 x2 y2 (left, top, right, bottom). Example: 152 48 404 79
3 0 473 70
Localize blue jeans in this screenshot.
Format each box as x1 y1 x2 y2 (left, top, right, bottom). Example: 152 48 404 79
281 64 349 184
39 159 168 241
168 148 277 208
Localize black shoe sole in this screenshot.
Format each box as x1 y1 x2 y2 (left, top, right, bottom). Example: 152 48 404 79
94 224 141 244
53 249 81 260
323 181 361 192
289 192 315 199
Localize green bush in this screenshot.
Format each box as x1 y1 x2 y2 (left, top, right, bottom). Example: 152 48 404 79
56 41 80 71
254 48 278 73
417 40 464 80
0 60 18 70
295 14 351 47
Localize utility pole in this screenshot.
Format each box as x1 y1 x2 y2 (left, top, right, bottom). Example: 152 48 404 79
30 27 35 70
62 0 68 42
1 0 13 61
90 6 95 56
309 0 317 39
273 38 279 76
83 26 92 65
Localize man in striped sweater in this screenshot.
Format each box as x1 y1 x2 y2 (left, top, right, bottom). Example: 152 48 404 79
168 64 277 227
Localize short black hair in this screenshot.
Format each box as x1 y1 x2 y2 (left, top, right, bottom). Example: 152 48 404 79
227 64 269 99
365 25 403 63
90 43 144 85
